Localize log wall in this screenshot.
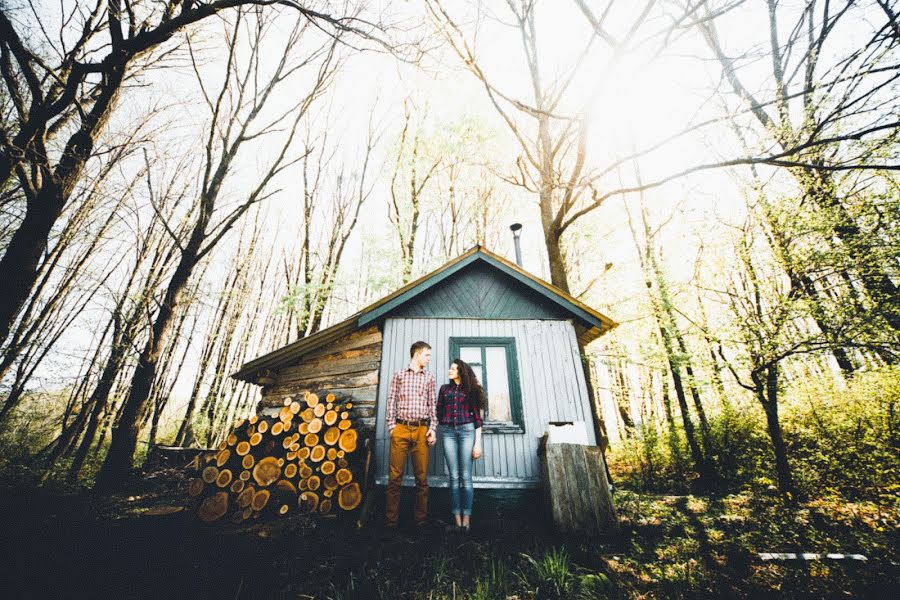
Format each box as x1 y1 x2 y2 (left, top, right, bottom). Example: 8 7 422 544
258 326 382 434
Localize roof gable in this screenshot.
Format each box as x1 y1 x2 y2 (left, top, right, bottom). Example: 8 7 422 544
358 250 606 328
232 246 616 382
383 259 572 320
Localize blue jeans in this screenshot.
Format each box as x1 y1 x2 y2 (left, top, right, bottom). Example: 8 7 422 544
439 422 475 517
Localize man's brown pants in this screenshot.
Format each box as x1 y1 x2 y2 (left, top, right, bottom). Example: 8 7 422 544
385 423 429 527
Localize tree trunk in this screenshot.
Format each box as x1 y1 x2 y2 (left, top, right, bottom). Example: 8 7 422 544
660 370 685 473
67 385 112 482
612 360 636 435
756 366 795 497
667 362 705 476
0 191 65 348
696 294 732 410
542 211 571 294
0 58 126 348
674 328 713 453
95 249 199 488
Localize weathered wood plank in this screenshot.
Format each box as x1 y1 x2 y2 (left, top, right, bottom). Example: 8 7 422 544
305 327 382 359
556 444 579 531
584 446 619 533
542 443 618 535
276 369 378 390
569 445 595 532
279 358 381 382
288 341 381 368
541 444 567 528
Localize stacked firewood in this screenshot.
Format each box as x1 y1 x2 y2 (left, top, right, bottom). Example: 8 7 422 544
186 392 362 523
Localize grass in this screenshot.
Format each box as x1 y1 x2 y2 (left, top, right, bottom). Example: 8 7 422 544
0 467 896 599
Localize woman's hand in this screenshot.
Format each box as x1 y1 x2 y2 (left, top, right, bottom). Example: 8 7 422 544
472 444 482 460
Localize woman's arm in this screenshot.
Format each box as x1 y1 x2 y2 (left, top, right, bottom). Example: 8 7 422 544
472 414 483 460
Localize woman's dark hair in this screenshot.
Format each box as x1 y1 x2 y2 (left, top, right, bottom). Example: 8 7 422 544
452 359 486 411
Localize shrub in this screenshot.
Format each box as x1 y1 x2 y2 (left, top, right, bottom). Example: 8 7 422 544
782 366 900 502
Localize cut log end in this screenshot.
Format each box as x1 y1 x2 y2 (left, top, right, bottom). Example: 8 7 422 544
251 489 270 512
215 469 233 488
338 482 362 511
338 429 357 453
201 466 219 484
252 456 282 487
199 492 229 523
188 479 204 497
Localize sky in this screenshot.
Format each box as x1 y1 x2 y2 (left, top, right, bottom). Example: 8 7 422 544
15 0 891 418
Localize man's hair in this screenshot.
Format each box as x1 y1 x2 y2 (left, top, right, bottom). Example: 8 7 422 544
410 341 431 358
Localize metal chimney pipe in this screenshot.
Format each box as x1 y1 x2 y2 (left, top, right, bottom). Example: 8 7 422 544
510 223 523 267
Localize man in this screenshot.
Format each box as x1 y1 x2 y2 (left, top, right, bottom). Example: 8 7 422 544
385 340 437 529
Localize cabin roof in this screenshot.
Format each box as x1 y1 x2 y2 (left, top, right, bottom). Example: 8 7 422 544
231 246 617 383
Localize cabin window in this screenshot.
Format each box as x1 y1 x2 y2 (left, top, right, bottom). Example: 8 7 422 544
449 337 524 433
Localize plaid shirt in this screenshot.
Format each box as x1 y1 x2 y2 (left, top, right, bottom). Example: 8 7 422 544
386 366 437 435
437 383 483 429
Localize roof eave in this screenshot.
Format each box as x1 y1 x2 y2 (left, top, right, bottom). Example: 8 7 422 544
230 317 359 383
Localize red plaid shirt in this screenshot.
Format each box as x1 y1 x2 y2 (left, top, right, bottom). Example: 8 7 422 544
437 383 483 429
386 366 437 435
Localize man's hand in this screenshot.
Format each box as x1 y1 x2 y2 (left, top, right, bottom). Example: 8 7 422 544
426 430 436 446
472 444 482 460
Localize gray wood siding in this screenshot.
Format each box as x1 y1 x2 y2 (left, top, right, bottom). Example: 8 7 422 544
375 318 596 488
389 261 572 321
258 326 381 432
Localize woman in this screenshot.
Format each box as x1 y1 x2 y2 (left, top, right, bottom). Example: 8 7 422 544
437 358 485 532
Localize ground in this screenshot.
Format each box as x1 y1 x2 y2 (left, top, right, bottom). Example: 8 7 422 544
0 465 896 599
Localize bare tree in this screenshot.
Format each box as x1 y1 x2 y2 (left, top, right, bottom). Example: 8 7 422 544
428 0 898 296
0 123 153 384
697 0 900 337
50 163 191 480
624 194 708 478
96 9 342 487
388 100 443 283
280 107 379 339
0 0 398 354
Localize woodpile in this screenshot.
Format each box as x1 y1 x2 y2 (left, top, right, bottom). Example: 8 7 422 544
186 392 363 523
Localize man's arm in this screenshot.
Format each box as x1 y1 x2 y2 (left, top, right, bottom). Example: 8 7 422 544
386 372 399 432
427 374 437 437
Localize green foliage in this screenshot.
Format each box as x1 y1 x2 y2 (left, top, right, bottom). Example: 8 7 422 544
516 546 613 600
0 389 69 489
517 547 571 599
528 546 574 598
613 426 689 493
783 366 900 502
611 400 769 493
471 558 514 600
705 403 772 487
609 366 900 503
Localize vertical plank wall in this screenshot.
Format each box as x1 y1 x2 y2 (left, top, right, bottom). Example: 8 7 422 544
374 318 596 488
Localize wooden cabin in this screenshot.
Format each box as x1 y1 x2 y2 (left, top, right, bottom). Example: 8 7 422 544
231 246 617 490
